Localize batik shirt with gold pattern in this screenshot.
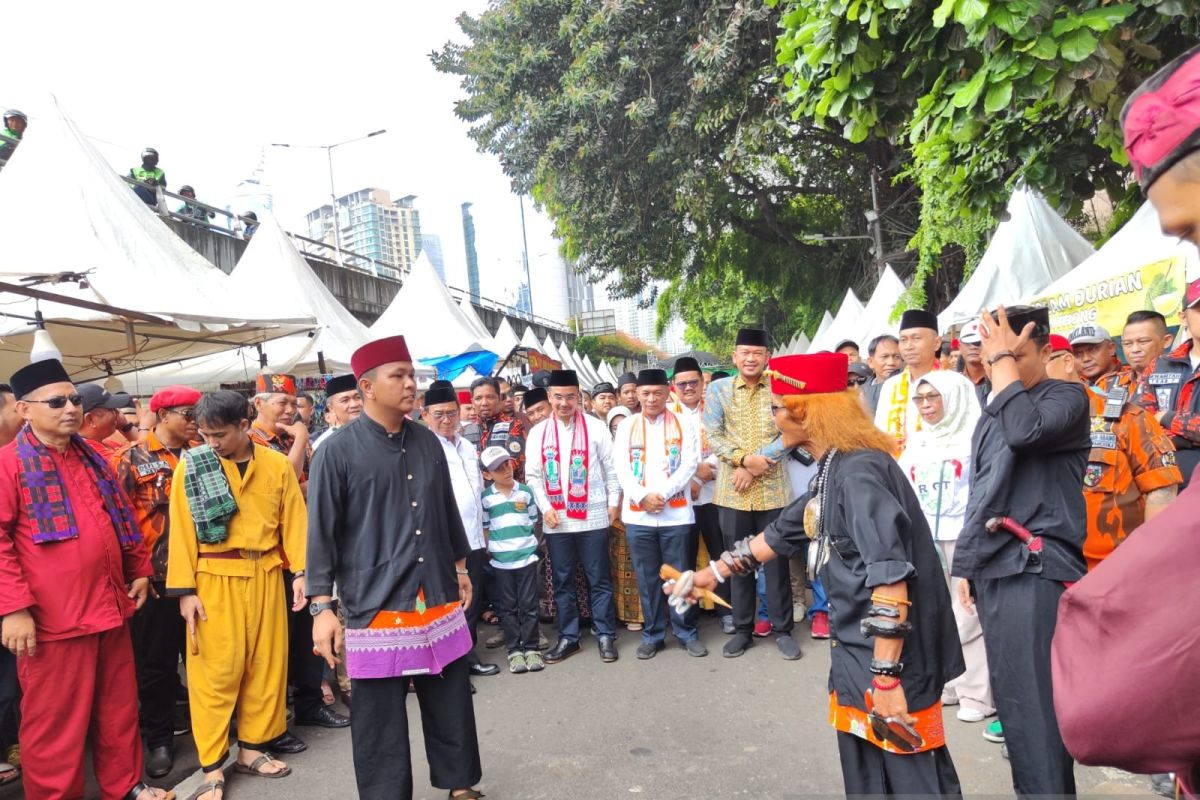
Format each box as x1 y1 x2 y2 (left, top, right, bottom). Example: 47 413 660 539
702 375 791 511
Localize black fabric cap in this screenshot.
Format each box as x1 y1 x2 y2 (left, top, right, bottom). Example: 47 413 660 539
636 368 669 387
735 328 769 348
548 369 578 387
592 382 616 397
78 383 123 413
523 387 548 408
617 372 638 388
324 373 358 397
834 339 860 352
672 356 702 376
530 369 551 389
1002 305 1052 339
11 359 72 400
711 370 730 381
899 309 938 332
424 379 457 407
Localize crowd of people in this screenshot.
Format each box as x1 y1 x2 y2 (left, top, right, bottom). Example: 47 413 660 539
0 42 1199 800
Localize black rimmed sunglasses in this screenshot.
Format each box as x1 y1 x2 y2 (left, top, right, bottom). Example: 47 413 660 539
25 394 83 409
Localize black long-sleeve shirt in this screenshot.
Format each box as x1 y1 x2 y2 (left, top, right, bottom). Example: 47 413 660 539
952 379 1090 582
306 412 470 628
764 449 964 713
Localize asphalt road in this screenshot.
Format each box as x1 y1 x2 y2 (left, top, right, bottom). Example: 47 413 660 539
0 615 1158 799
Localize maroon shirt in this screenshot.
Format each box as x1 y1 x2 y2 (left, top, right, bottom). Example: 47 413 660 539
0 439 151 641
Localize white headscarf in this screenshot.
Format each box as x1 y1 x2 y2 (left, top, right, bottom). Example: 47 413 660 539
906 371 979 457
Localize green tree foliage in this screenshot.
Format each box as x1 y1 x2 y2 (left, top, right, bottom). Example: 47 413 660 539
434 0 914 341
772 0 1199 303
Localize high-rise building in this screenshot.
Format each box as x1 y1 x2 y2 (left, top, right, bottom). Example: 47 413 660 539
462 202 480 300
224 153 273 232
422 233 446 282
304 188 421 275
564 259 595 320
511 282 532 316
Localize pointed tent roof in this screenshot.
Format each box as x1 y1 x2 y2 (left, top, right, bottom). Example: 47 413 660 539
793 332 811 354
0 96 311 380
583 355 603 386
854 265 908 350
519 325 542 352
809 290 864 353
541 334 563 364
807 311 835 352
458 296 494 345
491 318 521 358
370 252 495 361
600 361 620 384
230 214 370 374
938 187 1094 330
577 351 602 385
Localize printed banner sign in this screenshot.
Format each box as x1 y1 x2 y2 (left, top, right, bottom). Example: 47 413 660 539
1032 255 1185 335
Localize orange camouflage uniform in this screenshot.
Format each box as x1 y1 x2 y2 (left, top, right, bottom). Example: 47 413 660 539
111 431 187 580
249 422 310 483
1081 385 1181 571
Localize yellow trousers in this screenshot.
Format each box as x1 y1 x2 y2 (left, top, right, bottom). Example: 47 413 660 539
187 565 288 769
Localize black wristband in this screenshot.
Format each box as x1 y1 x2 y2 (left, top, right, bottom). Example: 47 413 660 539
869 658 904 677
860 618 913 639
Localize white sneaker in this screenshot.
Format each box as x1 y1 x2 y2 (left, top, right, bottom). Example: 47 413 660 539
956 707 988 723
792 603 807 622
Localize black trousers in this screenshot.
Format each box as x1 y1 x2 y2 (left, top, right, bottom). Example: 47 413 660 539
284 569 325 719
689 503 731 610
718 507 791 634
0 649 16 751
975 572 1076 797
129 586 184 749
350 657 482 800
837 733 962 798
492 562 540 653
463 548 491 665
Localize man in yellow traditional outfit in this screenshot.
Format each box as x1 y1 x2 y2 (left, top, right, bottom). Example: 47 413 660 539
166 390 308 800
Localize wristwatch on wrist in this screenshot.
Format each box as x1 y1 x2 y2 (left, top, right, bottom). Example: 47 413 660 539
309 599 338 617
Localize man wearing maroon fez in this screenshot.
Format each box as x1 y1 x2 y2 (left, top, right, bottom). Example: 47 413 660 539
0 359 168 800
307 335 483 800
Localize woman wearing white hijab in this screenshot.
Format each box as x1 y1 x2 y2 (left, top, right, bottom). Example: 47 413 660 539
898 370 995 724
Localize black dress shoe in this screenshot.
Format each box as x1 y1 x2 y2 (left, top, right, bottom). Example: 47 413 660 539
469 661 500 677
597 635 618 663
145 745 173 778
123 781 159 800
268 730 308 754
296 705 351 728
543 638 580 664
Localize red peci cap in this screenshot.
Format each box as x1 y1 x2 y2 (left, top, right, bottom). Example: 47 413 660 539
149 385 202 413
457 390 472 405
1186 278 1200 310
351 335 413 379
764 353 849 396
1049 334 1072 353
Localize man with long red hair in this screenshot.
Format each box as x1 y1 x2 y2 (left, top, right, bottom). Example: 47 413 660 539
671 352 964 796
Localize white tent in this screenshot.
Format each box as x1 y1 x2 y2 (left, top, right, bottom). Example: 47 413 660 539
809 290 864 353
793 332 811 354
854 265 908 350
808 311 834 351
370 252 496 362
541 334 563 364
938 187 1094 330
583 355 603 386
577 351 602 386
0 96 312 380
1030 203 1200 332
600 361 620 384
519 325 542 352
458 296 495 347
491 318 521 358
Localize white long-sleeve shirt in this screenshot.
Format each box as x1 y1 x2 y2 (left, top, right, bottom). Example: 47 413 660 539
676 401 717 506
436 431 485 551
613 410 700 528
526 413 620 534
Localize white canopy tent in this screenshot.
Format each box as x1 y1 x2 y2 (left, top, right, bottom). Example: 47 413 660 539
793 332 811 354
490 318 521 359
0 96 312 381
519 325 542 352
458 296 495 348
808 311 834 351
600 361 620 385
854 265 908 351
541 334 563 364
370 252 496 363
938 187 1094 330
809 290 864 353
577 351 602 386
583 355 604 387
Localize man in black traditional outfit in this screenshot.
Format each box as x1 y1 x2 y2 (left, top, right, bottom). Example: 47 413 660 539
952 304 1089 797
307 335 484 800
673 352 964 797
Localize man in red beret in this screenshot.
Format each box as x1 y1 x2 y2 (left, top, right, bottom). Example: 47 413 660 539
671 352 964 795
308 336 483 800
111 384 201 778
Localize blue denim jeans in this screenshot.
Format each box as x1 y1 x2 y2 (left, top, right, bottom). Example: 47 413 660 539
545 528 617 641
625 523 698 645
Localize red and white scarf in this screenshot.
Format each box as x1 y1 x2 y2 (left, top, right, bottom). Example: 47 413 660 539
542 413 590 520
628 411 688 512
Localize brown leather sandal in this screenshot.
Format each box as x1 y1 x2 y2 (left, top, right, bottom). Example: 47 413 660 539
185 780 222 800
233 753 291 778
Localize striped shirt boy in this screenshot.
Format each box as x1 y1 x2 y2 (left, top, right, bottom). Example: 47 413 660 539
482 482 539 570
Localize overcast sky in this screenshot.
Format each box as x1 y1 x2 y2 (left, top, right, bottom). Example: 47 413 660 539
4 0 574 310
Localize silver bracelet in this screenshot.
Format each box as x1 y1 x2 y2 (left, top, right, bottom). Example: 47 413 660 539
456 568 470 576
709 560 725 585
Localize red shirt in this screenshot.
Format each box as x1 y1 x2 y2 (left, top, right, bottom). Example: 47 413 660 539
0 439 152 641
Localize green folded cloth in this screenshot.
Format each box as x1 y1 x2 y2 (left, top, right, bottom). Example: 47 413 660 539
182 445 238 544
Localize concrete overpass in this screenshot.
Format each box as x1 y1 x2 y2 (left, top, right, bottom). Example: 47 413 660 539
165 217 576 350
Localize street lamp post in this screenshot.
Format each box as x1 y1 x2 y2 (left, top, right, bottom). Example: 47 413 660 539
270 129 386 267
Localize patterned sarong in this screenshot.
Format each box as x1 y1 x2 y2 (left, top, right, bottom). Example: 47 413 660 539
344 590 473 679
